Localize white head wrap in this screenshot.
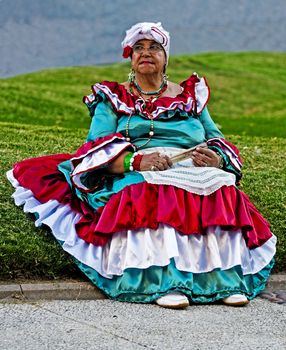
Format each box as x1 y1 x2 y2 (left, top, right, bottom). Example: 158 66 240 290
121 22 170 63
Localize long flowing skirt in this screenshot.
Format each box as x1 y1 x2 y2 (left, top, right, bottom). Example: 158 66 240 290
6 148 276 303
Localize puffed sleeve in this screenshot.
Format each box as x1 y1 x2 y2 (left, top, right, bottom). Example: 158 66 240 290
69 91 135 192
85 91 118 142
199 107 243 183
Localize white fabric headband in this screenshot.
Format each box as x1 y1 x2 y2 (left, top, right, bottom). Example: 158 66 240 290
121 22 170 63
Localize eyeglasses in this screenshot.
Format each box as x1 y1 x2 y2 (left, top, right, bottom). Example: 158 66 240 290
132 43 163 54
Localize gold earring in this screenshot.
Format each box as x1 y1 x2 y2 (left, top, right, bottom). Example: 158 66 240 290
128 68 135 83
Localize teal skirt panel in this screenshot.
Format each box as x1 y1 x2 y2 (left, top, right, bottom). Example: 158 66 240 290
75 258 274 304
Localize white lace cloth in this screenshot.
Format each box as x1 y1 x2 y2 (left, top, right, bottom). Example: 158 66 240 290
139 147 236 195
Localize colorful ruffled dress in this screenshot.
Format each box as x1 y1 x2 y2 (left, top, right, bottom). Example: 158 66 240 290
7 74 276 303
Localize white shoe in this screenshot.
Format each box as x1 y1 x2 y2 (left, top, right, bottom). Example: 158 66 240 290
222 294 249 306
155 292 190 309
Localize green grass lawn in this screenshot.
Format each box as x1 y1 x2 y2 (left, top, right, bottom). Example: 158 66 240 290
1 52 285 280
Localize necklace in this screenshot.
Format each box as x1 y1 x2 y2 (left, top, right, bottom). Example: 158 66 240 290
125 89 158 149
125 114 154 149
132 79 167 95
126 80 168 149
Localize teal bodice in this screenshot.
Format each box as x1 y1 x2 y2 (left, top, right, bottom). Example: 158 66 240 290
86 92 223 148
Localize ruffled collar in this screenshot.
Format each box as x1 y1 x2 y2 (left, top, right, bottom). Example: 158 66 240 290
84 73 210 119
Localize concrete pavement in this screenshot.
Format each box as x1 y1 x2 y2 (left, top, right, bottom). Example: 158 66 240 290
1 275 285 349
1 298 285 350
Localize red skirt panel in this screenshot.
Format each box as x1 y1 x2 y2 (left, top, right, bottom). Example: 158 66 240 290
76 183 272 248
12 155 272 249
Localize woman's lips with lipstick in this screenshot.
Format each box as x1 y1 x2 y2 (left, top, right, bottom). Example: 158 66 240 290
139 60 154 65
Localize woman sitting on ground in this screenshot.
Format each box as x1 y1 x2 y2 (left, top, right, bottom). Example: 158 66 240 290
7 22 276 309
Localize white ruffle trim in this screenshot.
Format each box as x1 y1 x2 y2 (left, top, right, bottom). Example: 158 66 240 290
194 77 209 113
84 76 209 118
70 136 133 191
207 138 242 172
138 147 236 195
7 170 276 279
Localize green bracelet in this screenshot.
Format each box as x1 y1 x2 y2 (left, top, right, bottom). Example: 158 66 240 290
124 153 133 172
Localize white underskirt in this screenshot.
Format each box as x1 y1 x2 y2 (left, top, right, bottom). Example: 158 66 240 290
7 170 276 279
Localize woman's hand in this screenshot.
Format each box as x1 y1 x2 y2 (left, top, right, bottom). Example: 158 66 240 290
140 152 173 171
191 147 222 168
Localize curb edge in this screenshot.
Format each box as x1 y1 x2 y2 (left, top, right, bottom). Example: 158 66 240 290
1 275 285 302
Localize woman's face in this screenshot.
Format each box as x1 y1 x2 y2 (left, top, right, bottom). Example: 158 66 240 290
131 39 166 76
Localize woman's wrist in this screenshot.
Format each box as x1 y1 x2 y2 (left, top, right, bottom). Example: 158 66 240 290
216 153 224 169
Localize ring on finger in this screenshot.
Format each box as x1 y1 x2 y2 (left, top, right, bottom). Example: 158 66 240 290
151 165 156 171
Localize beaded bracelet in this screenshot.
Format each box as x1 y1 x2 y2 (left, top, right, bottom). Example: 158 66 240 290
129 152 143 171
124 152 143 172
132 153 143 171
123 153 133 172
129 152 138 171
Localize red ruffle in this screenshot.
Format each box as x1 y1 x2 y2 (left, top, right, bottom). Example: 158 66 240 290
75 182 272 248
91 74 205 117
12 155 273 249
12 133 130 209
12 154 94 217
